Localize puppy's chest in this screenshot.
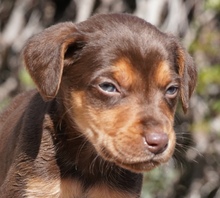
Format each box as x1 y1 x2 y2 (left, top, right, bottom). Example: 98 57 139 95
25 178 135 198
60 179 136 198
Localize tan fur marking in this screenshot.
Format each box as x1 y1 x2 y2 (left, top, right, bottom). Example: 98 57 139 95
72 91 84 110
70 91 91 130
154 61 172 87
25 178 60 198
113 58 137 89
87 184 135 198
60 179 83 198
177 48 185 77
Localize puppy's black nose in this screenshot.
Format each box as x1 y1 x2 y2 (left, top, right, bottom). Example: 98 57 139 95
144 132 168 154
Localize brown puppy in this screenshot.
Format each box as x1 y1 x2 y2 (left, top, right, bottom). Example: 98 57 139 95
0 14 197 197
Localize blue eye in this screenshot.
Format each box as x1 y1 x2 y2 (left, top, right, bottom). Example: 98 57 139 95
166 86 178 97
99 82 118 93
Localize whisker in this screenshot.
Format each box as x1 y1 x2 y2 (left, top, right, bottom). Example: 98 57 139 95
75 140 88 165
89 154 100 175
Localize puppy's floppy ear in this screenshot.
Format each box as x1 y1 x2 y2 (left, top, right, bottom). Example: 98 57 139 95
174 40 197 113
23 22 85 101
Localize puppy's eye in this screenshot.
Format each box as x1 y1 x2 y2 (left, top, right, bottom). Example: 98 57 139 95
99 82 118 93
166 86 178 98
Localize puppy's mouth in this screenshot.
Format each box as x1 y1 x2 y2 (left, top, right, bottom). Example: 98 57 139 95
98 144 171 173
115 159 160 172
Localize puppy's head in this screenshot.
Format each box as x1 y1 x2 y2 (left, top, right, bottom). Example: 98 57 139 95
23 14 197 172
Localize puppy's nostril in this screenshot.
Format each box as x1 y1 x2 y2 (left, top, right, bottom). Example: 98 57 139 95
144 132 169 154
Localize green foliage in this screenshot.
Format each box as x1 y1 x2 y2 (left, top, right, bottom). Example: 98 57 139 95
190 30 219 58
197 65 220 115
212 100 220 113
18 67 34 89
197 65 220 94
0 98 10 112
205 0 220 11
141 165 178 198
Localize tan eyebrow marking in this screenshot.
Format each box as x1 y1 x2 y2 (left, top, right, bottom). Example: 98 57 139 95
154 61 174 87
113 58 137 89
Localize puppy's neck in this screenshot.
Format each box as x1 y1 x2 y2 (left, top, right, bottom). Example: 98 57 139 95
49 98 142 194
53 106 113 177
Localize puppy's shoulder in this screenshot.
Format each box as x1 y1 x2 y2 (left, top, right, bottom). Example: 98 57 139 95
0 90 38 123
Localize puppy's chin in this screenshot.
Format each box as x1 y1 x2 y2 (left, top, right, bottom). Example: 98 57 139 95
99 150 169 173
94 143 175 173
118 161 160 173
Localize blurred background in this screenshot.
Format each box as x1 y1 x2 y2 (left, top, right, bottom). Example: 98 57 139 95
0 0 220 197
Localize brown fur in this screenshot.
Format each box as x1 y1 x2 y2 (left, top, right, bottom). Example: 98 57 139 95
0 13 197 197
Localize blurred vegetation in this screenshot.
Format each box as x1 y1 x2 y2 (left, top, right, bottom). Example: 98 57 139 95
0 0 220 197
